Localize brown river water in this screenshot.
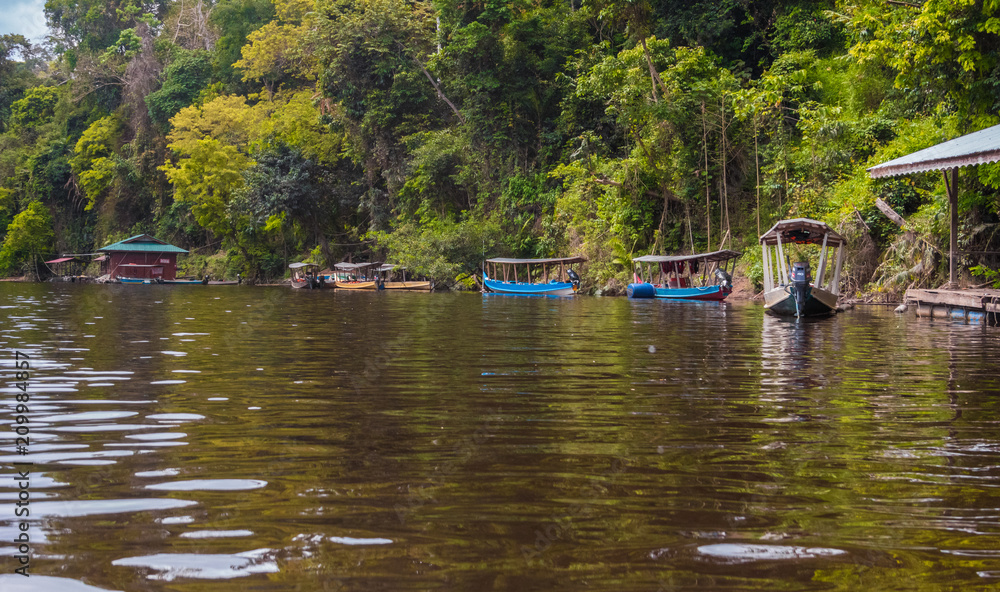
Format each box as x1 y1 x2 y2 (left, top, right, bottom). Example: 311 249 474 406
2 282 1000 591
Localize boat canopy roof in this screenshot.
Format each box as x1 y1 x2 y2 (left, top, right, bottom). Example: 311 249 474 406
288 262 320 269
485 256 586 265
759 218 846 247
334 261 381 270
633 249 741 264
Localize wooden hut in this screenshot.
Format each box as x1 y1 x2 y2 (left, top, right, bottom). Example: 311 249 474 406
98 234 188 281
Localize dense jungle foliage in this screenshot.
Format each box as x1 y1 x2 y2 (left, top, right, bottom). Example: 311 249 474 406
2 0 1000 295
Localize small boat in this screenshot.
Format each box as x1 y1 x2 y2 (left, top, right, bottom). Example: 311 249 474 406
161 278 205 285
759 218 847 317
482 256 585 296
117 277 152 284
289 262 326 289
627 250 741 301
379 264 432 291
333 262 383 290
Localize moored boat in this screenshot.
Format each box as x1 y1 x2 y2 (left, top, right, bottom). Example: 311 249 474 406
482 256 584 296
379 264 432 291
161 278 205 285
333 262 383 290
289 262 326 289
759 218 846 317
627 250 741 301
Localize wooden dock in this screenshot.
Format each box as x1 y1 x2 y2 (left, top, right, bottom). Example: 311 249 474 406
904 288 1000 325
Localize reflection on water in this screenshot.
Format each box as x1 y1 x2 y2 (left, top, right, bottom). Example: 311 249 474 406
2 284 1000 590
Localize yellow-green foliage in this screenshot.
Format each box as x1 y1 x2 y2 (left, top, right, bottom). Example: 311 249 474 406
0 201 54 274
70 116 122 210
235 0 318 86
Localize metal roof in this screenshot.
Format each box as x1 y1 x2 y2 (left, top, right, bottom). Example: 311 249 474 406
485 256 586 265
334 262 381 270
633 250 741 264
45 257 83 264
868 123 1000 178
99 234 188 253
288 262 320 269
759 218 846 247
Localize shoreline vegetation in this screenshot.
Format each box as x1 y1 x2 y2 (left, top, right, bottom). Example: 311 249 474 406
2 0 999 301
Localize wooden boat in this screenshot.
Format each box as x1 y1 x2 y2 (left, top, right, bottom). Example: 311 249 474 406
379 264 432 291
760 218 846 317
482 256 585 296
289 262 326 289
161 278 204 285
627 250 741 301
333 262 383 290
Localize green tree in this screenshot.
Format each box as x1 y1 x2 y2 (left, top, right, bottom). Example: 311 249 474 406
9 86 59 130
0 201 55 275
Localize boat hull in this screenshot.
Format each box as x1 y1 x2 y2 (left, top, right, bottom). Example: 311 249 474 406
764 285 838 316
627 283 731 301
484 277 576 296
335 281 381 290
383 281 432 291
291 279 327 289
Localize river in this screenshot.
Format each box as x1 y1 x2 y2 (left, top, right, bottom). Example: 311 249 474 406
2 283 1000 591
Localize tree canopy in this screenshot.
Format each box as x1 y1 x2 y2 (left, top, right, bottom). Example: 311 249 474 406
0 0 997 291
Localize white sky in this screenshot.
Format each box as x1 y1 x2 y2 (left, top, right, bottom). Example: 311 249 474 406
0 0 49 44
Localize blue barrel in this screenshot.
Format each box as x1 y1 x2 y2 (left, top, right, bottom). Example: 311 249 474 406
627 283 656 299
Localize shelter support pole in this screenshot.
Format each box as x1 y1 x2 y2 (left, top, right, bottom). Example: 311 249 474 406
944 168 959 286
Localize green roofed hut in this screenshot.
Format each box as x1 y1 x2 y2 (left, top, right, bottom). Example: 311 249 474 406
99 234 188 281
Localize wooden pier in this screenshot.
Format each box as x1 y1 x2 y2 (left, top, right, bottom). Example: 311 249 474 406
904 288 1000 325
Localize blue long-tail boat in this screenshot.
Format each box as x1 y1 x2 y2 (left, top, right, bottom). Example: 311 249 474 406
627 250 741 300
483 256 585 296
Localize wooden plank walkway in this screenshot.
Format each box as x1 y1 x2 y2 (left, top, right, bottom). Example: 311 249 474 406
904 288 1000 325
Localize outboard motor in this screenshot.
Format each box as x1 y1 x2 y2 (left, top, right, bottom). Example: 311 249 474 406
567 268 581 290
713 267 733 290
790 261 811 317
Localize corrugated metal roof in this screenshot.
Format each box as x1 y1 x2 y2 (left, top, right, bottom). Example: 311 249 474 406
334 262 381 270
99 234 188 253
868 123 1000 178
633 250 741 264
485 256 586 264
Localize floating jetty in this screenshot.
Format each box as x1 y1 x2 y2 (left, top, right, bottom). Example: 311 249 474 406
904 288 1000 325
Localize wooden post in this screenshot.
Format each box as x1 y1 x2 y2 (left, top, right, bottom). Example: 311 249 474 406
944 168 959 286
